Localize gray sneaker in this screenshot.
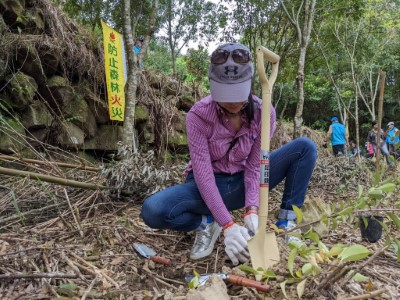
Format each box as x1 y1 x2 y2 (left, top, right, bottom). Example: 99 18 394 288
190 221 222 260
276 219 302 244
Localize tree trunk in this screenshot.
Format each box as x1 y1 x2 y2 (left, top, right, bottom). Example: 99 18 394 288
121 0 158 151
122 0 139 152
293 47 306 138
171 49 176 77
167 0 177 77
282 0 316 139
279 96 289 120
355 94 360 161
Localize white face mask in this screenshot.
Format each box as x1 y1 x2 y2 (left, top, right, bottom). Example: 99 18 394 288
388 125 394 130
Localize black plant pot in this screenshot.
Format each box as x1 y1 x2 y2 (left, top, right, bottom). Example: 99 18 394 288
359 215 383 243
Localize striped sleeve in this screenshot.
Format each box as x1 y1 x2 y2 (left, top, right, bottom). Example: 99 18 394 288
186 110 233 226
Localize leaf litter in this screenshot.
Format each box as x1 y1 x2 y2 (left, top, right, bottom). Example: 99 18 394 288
0 127 399 299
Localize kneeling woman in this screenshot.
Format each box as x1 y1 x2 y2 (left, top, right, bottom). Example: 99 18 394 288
141 43 317 265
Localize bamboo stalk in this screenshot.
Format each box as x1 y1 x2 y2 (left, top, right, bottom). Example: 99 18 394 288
0 166 108 190
0 155 99 172
64 189 84 237
0 272 81 279
375 71 385 171
81 275 98 300
338 288 387 300
0 203 60 226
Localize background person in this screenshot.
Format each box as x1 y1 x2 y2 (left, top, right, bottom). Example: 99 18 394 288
385 121 399 157
367 120 392 165
349 140 363 157
324 117 348 156
133 36 144 68
140 42 317 266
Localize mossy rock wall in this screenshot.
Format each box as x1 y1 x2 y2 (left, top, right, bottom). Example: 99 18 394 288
0 0 199 157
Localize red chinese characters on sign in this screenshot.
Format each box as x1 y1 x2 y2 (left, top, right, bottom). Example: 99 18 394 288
107 32 123 120
102 20 126 121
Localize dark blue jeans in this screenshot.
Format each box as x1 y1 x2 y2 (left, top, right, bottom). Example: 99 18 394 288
141 137 317 232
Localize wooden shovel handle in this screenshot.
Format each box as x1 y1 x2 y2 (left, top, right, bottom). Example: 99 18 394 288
150 256 171 265
227 275 271 292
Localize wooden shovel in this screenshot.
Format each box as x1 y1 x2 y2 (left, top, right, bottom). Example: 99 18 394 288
247 46 280 276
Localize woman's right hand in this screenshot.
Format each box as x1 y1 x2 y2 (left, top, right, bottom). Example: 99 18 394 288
223 223 250 265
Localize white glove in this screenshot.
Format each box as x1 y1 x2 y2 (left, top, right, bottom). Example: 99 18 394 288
244 212 259 235
223 223 251 265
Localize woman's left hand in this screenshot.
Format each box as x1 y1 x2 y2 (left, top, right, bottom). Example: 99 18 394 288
244 211 258 235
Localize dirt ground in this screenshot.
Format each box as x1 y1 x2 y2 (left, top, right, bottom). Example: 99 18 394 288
0 145 400 299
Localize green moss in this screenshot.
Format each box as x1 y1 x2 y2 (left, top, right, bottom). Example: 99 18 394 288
47 75 69 88
168 132 188 146
7 72 37 107
135 105 149 122
0 117 26 153
64 94 89 123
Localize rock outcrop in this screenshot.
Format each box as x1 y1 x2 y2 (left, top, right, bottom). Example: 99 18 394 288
0 0 198 157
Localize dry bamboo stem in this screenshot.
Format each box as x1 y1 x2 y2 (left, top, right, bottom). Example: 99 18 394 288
0 166 108 190
81 275 98 300
0 272 80 279
64 189 84 237
60 251 87 281
30 261 59 297
0 155 99 172
68 251 120 288
338 288 387 300
0 203 60 226
141 267 178 290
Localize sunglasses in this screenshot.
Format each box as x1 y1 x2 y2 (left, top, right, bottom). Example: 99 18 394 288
211 49 251 65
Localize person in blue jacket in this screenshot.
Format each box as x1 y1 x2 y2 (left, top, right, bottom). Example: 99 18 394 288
385 121 399 157
133 36 144 68
324 117 348 156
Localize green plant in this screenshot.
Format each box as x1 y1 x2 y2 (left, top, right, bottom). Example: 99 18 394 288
239 172 400 298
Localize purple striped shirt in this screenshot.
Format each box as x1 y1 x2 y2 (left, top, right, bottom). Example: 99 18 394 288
185 95 276 226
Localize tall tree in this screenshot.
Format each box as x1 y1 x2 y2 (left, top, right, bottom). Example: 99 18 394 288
159 0 218 76
281 0 317 138
121 0 159 150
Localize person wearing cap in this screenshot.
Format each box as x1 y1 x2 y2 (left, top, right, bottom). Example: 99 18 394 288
324 117 348 156
385 121 399 157
367 120 392 165
140 43 317 265
133 36 144 68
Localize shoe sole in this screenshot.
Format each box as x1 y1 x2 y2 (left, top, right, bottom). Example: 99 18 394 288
190 226 222 260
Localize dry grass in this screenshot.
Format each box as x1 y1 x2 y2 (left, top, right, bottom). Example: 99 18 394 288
0 120 399 299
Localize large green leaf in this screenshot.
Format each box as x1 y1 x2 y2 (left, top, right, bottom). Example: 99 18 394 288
302 263 313 276
238 265 259 276
387 212 400 229
394 239 400 262
357 185 363 198
292 205 303 224
368 188 383 199
338 206 353 216
288 248 298 276
339 245 371 262
328 243 346 257
352 273 369 282
377 183 396 192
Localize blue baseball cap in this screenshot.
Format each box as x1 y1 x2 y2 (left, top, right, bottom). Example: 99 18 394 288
331 117 338 122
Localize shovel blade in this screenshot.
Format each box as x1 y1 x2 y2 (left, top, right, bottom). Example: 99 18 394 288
133 243 156 258
248 231 280 275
